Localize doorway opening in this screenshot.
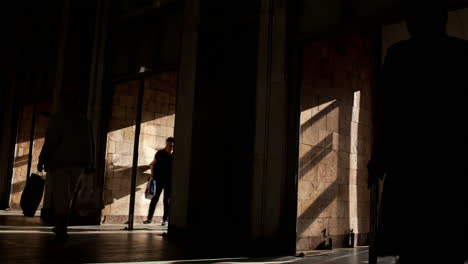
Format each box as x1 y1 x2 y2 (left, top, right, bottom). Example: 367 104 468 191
296 32 375 251
102 71 177 230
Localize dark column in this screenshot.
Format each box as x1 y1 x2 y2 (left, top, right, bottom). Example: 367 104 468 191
170 0 297 256
0 74 20 209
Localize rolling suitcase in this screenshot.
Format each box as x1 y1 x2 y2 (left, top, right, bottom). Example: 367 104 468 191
20 172 45 217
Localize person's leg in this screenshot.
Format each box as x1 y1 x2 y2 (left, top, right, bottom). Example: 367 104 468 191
146 184 163 222
51 167 82 240
162 185 170 223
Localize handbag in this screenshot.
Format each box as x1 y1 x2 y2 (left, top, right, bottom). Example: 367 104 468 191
145 178 156 200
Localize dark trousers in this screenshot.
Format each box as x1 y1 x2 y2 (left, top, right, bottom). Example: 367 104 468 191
147 184 170 221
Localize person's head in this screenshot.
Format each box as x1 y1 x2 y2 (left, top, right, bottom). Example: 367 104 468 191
403 1 448 38
59 89 85 113
165 137 175 152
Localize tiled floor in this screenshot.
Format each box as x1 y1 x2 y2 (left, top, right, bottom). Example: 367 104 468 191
0 212 401 264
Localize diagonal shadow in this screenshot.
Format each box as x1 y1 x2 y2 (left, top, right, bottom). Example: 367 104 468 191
104 165 152 206
299 134 333 178
301 100 339 131
297 179 338 236
10 180 26 194
13 154 30 168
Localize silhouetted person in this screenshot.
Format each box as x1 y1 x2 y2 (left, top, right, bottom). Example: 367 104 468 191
143 137 174 225
38 91 95 241
369 2 468 263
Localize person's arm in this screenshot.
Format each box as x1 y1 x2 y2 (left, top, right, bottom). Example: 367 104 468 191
149 159 156 178
149 150 160 178
38 115 62 172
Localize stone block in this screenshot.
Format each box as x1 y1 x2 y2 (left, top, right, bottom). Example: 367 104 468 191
298 217 324 237
111 105 126 120
302 126 319 146
338 135 351 152
108 140 116 154
356 169 368 186
357 124 369 140
318 163 337 184
163 103 171 115
326 108 340 133
335 166 348 185
109 129 124 142
167 127 174 137
125 108 137 121
357 185 370 201
155 136 167 149
337 184 350 201
141 110 154 124
167 114 175 127
300 162 318 182
327 217 349 236
298 181 318 201
169 95 176 104
121 155 134 167
121 95 136 107
17 147 24 157
144 124 158 136
154 114 164 125
300 109 312 126
317 199 336 218
336 201 350 218
358 217 370 233
142 134 157 149
111 154 122 165
296 237 322 251
331 133 340 151
168 104 176 115
115 142 133 155
318 130 333 149
357 154 368 171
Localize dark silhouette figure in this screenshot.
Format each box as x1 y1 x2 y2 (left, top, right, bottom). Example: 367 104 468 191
38 91 95 241
144 137 174 225
369 2 468 263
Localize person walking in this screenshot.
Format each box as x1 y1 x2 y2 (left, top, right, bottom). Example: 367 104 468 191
38 90 95 241
143 137 174 226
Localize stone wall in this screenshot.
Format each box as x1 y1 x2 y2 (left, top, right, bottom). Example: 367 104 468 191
297 33 373 250
103 72 176 224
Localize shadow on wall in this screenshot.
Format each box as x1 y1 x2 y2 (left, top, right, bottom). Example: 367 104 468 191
103 165 151 207
297 33 373 250
13 155 30 168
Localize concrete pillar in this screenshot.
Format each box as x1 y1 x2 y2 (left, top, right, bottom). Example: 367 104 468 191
251 0 297 253
169 0 260 252
0 74 20 209
169 0 200 234
85 0 111 223
169 0 298 255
